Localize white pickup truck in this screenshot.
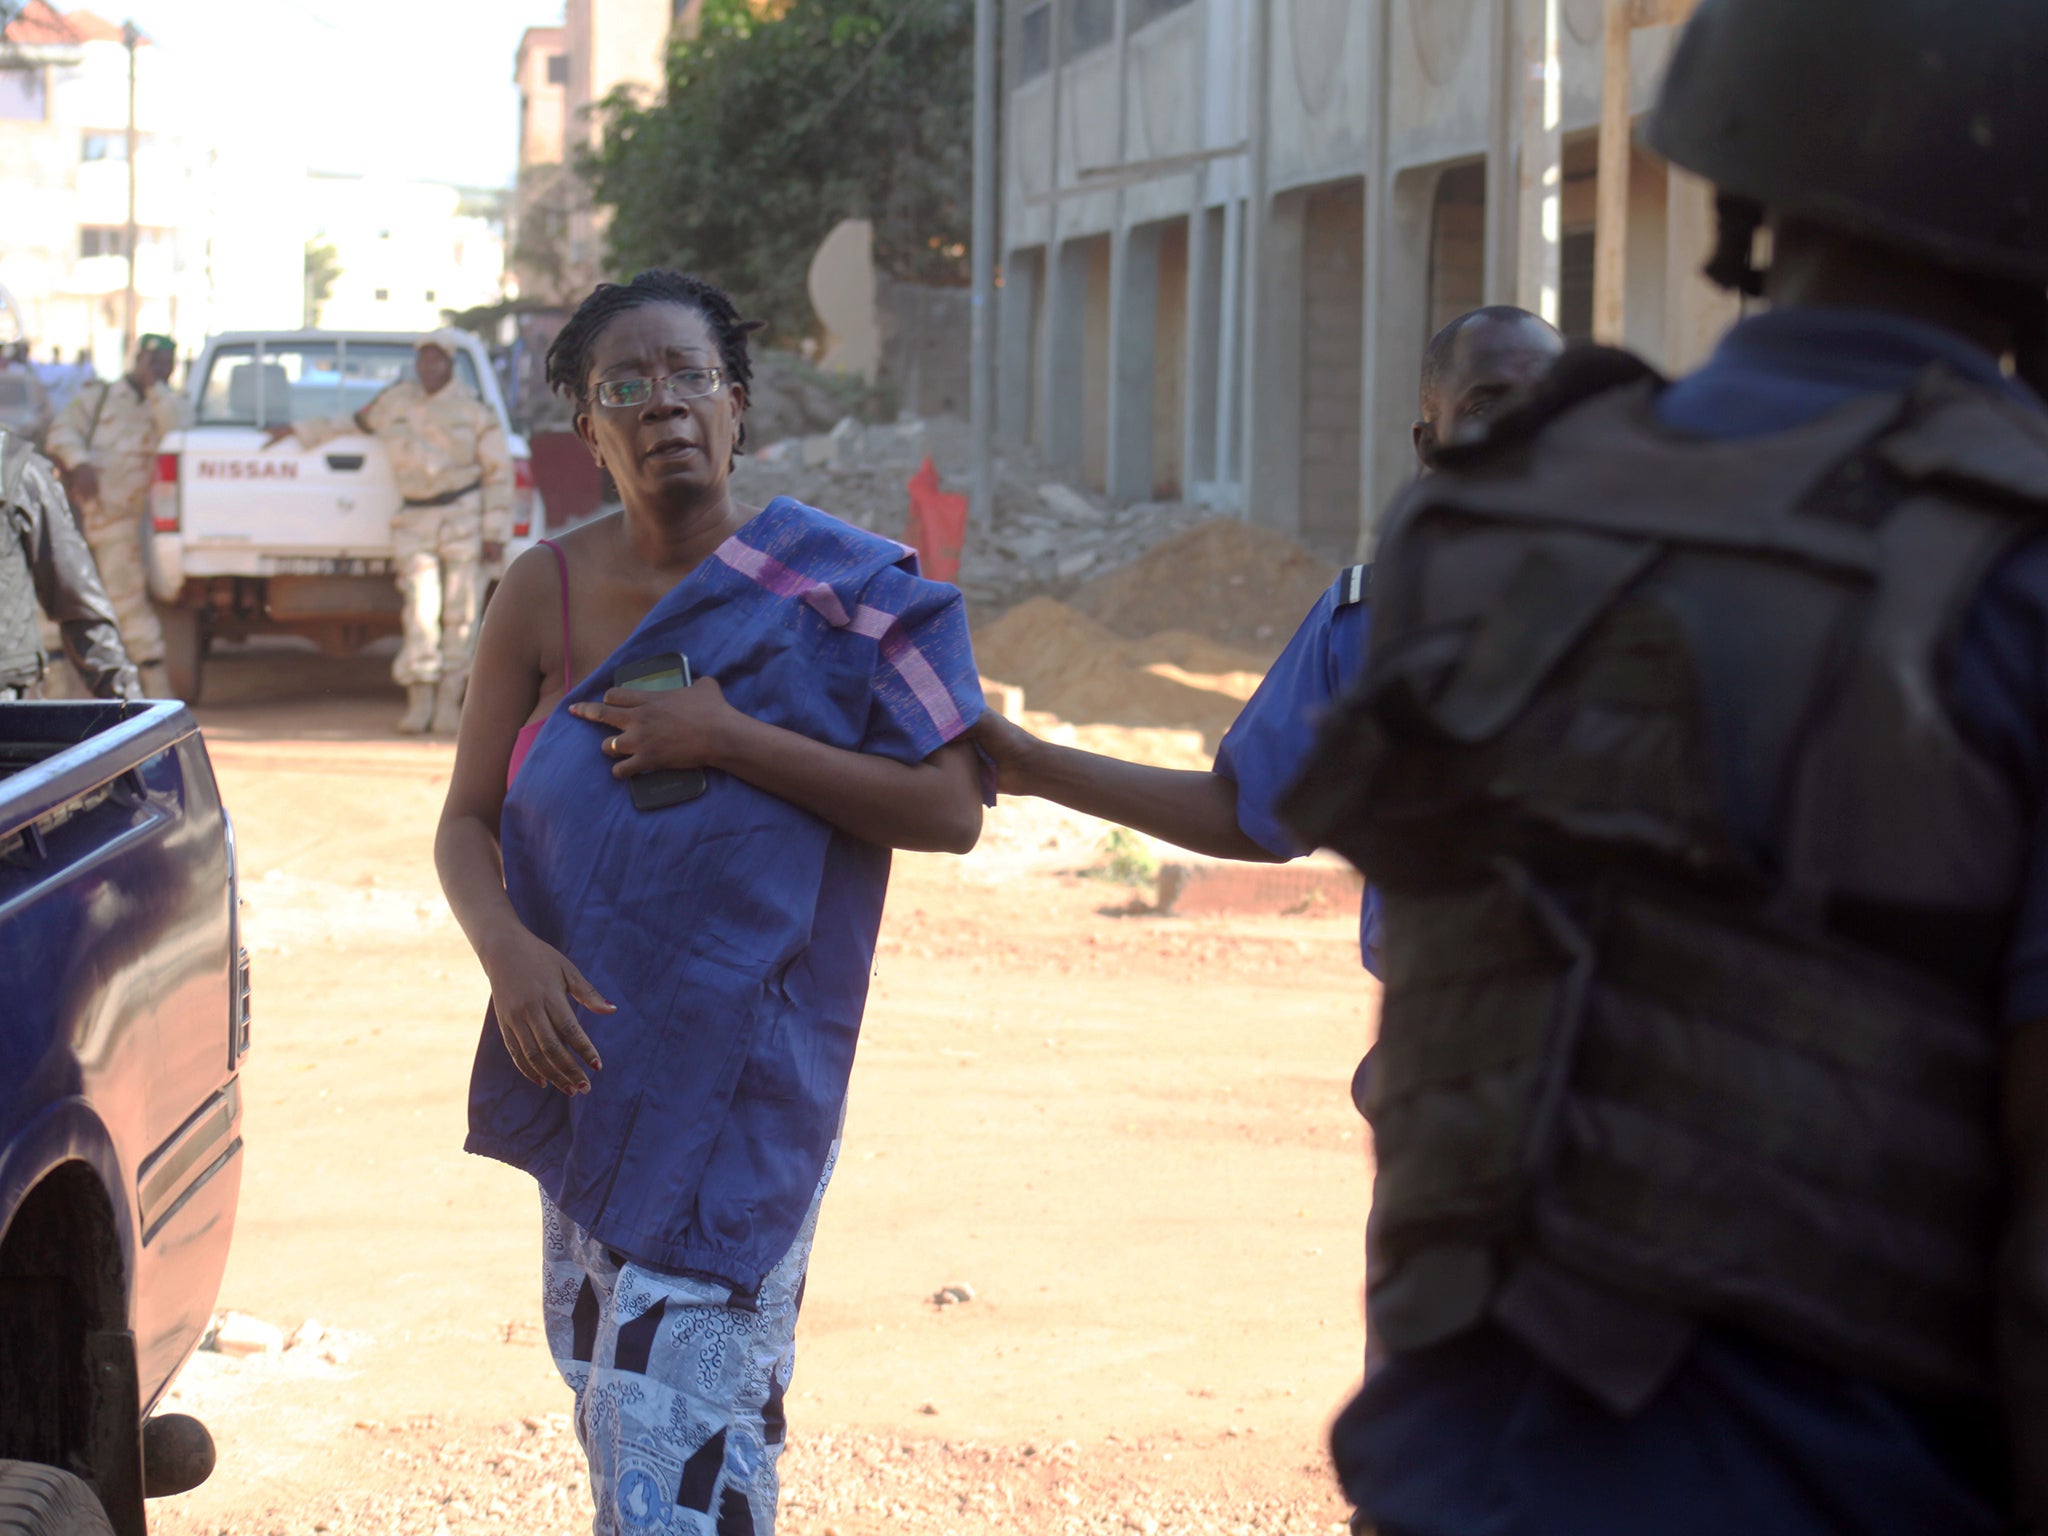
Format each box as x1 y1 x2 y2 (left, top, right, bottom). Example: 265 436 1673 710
146 329 541 700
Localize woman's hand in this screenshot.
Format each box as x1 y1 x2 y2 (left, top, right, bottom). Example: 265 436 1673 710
968 710 1047 798
569 679 748 778
481 926 613 1094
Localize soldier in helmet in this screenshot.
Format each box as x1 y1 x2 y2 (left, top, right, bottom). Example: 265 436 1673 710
0 428 140 701
1280 2 2048 1532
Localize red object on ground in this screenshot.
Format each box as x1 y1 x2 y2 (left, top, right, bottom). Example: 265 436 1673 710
904 456 968 583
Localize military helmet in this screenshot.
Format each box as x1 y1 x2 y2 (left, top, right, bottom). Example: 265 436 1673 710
1646 0 2048 286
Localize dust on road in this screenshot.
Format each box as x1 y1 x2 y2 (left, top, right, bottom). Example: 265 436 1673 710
150 643 1377 1535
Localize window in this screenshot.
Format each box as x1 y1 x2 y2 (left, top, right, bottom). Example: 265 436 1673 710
0 67 45 123
1559 229 1596 343
1131 0 1191 27
546 52 569 85
196 341 481 427
80 226 127 258
374 288 389 301
1017 2 1051 79
1064 0 1113 57
82 133 121 161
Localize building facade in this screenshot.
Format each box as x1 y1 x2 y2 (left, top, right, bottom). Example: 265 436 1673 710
0 3 189 370
307 174 508 333
997 0 1737 562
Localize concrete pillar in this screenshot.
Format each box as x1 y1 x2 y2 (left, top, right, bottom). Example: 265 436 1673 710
1516 0 1563 324
1041 240 1091 477
998 247 1039 446
1214 197 1245 492
1107 223 1161 505
1247 190 1306 537
1183 205 1223 496
1363 166 1444 539
1664 164 1740 373
1484 0 1520 303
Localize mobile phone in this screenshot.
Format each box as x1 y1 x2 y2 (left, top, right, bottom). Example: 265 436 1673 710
613 652 710 810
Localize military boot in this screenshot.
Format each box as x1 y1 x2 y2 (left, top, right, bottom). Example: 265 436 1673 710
397 683 436 734
431 675 465 735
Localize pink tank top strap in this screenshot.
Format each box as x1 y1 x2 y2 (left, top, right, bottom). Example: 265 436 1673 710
537 537 575 686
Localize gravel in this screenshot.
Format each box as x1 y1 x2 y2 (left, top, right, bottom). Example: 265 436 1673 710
160 1416 1351 1536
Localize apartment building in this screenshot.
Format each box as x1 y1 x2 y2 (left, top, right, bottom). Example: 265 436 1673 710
0 2 187 368
997 0 1737 562
512 0 681 303
308 174 508 333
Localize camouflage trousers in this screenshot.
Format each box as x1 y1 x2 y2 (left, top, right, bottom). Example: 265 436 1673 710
391 493 485 688
79 492 164 668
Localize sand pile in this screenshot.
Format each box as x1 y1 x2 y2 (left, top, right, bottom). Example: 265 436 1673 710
973 596 1271 746
1069 519 1335 661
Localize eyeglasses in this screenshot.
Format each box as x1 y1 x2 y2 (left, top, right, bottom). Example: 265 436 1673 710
593 368 725 408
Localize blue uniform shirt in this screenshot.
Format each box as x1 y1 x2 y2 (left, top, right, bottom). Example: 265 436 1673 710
1213 564 1383 972
1335 309 2048 1536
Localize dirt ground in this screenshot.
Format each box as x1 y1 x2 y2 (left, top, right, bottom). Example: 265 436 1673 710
147 640 1378 1536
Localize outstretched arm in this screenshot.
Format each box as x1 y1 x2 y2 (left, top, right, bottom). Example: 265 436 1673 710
570 682 984 854
970 711 1283 863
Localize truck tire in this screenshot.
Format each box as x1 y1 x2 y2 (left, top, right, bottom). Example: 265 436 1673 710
0 1462 115 1536
155 604 208 704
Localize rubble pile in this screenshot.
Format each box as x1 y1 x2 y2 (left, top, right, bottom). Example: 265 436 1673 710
730 412 1217 614
1068 520 1337 659
972 597 1265 746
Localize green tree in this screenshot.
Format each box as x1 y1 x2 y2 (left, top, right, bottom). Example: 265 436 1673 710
589 0 972 339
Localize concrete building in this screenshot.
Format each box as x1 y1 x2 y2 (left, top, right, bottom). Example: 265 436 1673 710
510 24 573 305
516 0 680 297
307 174 508 332
997 0 1738 562
0 1 320 369
0 2 189 369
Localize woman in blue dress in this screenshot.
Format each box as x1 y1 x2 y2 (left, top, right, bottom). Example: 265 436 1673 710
436 271 987 1536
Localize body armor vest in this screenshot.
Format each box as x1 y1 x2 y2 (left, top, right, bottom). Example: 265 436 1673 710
0 441 45 690
1285 364 2048 1404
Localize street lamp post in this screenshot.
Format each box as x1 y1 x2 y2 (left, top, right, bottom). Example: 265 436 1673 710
121 18 139 361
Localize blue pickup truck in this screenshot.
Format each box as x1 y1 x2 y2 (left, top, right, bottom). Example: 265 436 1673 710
0 700 250 1535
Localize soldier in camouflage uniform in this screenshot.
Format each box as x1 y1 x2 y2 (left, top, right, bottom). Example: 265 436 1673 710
43 333 183 697
273 329 512 735
0 428 141 702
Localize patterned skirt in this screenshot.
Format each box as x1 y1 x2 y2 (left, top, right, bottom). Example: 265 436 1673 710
541 1146 836 1536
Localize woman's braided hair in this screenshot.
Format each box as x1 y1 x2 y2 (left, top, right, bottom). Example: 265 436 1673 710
545 270 763 457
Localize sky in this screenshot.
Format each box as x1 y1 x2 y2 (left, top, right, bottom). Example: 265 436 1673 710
124 0 568 189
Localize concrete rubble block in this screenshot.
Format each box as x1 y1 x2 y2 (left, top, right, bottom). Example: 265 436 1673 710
206 1310 285 1357
799 433 838 470
1154 854 1365 918
828 415 862 472
978 679 1026 721
1036 483 1099 523
1055 550 1099 581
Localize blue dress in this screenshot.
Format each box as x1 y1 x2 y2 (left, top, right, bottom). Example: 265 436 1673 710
466 498 985 1289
